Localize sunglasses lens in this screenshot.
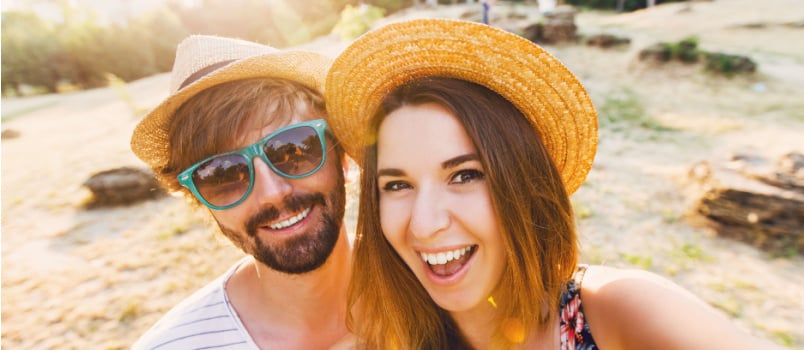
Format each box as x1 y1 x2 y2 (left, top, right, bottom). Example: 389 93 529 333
192 154 251 207
263 126 324 177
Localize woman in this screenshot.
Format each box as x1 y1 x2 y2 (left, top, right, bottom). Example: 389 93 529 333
326 19 777 349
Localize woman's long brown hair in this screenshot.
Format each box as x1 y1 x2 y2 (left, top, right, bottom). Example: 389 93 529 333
347 77 578 349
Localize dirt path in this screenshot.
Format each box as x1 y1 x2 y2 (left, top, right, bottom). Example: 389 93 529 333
2 1 803 348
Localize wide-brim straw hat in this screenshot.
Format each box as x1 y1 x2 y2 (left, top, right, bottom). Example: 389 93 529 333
131 35 332 171
326 18 597 194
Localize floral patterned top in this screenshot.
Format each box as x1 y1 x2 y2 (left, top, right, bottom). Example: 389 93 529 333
559 265 598 350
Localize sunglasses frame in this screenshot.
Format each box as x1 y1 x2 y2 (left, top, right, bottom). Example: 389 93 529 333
177 119 328 210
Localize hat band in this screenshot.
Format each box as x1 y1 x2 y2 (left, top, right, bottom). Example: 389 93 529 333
178 59 236 90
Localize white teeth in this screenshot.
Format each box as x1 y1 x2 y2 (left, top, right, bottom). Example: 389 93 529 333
269 208 311 229
420 246 472 266
437 253 447 264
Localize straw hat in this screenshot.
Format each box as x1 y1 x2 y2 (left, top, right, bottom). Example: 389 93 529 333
131 35 332 171
326 19 598 194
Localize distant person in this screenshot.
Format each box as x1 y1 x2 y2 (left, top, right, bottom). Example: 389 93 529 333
325 18 782 349
130 35 352 349
482 0 493 24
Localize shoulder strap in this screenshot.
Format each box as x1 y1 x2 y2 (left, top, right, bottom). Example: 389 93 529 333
573 264 589 290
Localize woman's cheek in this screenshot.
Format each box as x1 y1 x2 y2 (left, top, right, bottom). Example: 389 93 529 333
379 197 408 241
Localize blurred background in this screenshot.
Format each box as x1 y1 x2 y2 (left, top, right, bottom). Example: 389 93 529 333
2 0 802 349
1 0 686 97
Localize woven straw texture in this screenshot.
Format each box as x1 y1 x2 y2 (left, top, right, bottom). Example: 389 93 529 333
326 18 598 194
130 35 332 171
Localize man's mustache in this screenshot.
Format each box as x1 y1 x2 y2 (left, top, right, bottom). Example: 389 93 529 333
245 192 327 237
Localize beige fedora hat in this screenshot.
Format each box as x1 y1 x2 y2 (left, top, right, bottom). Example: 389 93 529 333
131 35 332 172
326 18 597 194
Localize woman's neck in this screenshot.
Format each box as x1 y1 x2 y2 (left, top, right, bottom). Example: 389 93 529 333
450 302 559 349
449 299 499 349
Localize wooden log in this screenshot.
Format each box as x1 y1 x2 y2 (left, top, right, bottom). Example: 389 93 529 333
685 152 804 256
82 166 166 208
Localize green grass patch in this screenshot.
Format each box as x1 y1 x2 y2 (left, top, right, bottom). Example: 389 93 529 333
118 300 140 323
661 209 679 223
770 330 796 347
573 201 595 220
710 296 742 317
599 87 672 133
670 242 714 265
331 4 386 41
620 253 653 270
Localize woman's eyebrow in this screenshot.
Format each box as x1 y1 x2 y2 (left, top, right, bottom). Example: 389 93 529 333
442 154 479 169
377 154 479 177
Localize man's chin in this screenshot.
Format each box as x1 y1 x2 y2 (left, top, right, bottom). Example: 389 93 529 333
253 225 339 274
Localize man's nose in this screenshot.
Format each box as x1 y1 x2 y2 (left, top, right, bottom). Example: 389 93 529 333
250 157 293 205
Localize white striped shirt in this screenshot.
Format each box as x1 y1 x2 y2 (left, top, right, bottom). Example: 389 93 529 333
132 258 258 349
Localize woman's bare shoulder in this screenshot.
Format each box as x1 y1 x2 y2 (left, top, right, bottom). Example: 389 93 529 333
576 265 782 350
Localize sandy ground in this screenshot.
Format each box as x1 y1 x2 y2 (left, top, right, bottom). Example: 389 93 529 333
2 0 803 348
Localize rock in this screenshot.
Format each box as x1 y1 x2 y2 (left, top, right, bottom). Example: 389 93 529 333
523 6 578 44
82 167 166 208
522 22 544 43
585 33 631 48
638 43 673 63
2 129 21 140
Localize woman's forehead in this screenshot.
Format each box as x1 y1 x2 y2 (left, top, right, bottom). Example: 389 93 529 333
377 104 476 167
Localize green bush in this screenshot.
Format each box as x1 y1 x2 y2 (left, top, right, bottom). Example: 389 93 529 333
1 0 357 97
639 36 757 76
638 36 700 64
704 52 757 75
1 12 62 94
362 0 412 14
669 36 700 63
1 6 189 96
331 4 386 41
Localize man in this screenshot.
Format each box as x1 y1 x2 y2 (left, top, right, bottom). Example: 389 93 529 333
130 35 351 349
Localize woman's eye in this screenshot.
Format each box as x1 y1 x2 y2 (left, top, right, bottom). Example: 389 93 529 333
381 181 411 192
450 169 485 184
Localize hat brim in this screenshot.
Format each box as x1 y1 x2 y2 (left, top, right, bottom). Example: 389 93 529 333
131 50 331 172
326 19 597 194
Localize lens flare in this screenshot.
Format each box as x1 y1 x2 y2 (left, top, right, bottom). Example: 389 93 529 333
502 318 526 344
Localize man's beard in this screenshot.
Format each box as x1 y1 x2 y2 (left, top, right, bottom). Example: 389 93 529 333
220 170 346 274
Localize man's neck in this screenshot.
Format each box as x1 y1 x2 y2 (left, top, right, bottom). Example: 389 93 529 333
226 228 352 349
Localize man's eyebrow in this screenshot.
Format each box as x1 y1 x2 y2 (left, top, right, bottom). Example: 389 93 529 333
442 154 479 169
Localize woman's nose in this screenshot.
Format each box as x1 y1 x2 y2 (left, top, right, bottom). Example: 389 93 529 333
408 184 451 241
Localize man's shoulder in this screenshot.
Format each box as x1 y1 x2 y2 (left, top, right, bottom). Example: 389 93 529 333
132 261 256 349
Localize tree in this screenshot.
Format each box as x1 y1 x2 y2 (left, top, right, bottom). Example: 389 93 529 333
1 11 61 94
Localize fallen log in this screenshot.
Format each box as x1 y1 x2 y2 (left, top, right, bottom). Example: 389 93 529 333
684 152 804 256
82 166 166 208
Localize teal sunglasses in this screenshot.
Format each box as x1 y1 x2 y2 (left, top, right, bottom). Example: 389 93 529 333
178 119 328 210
